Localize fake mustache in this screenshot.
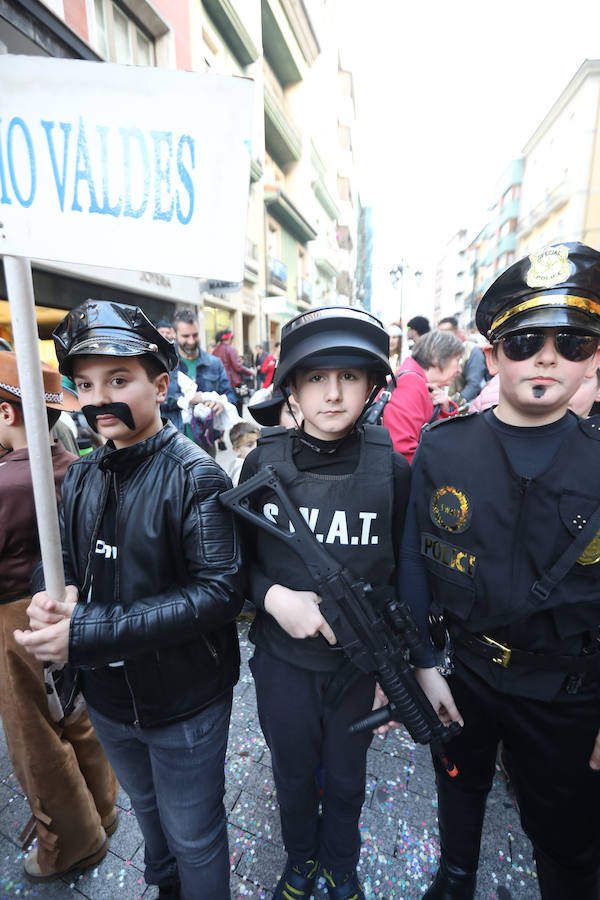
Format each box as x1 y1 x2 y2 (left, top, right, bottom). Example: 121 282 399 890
82 403 136 432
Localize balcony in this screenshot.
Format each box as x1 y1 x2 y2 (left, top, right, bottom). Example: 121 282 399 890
268 256 288 290
263 58 302 166
202 0 259 66
517 180 570 239
297 276 313 304
265 185 317 244
261 0 319 85
315 256 339 280
312 178 340 222
496 231 517 257
244 239 260 283
498 196 520 228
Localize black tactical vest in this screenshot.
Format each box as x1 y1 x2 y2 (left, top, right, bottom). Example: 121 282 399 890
416 413 600 636
249 425 396 670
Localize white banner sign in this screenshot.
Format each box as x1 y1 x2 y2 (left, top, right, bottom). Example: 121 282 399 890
0 56 254 281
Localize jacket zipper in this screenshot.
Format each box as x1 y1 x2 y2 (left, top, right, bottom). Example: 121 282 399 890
203 634 220 663
123 665 141 727
112 471 140 726
81 472 111 600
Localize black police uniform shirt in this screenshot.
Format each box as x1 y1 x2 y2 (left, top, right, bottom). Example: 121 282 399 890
399 409 600 701
240 424 411 672
78 479 135 722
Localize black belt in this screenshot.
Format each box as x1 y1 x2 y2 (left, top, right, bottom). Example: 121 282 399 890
453 628 600 673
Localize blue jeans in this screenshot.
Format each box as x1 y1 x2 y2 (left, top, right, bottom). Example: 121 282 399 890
88 693 232 900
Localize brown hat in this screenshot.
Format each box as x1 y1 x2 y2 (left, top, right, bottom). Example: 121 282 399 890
0 352 79 411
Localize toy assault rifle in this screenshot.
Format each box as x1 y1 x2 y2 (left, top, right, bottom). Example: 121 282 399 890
221 465 460 776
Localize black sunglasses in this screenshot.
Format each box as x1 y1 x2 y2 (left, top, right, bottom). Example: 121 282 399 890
497 331 598 362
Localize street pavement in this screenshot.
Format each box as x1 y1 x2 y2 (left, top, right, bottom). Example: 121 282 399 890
0 619 541 900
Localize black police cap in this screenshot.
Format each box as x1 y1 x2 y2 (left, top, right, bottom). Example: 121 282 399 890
476 242 600 341
274 306 392 390
54 300 179 376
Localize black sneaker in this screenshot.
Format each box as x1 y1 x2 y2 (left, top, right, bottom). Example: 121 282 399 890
322 868 365 900
273 857 319 900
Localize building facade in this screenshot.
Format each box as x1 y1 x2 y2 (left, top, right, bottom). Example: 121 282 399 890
518 59 600 257
0 0 360 360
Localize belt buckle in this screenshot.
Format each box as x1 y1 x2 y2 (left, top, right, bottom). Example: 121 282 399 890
482 635 511 668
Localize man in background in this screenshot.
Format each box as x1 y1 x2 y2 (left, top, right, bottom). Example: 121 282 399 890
161 309 235 457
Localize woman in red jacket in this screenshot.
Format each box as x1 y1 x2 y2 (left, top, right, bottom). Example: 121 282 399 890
261 342 280 389
382 330 463 462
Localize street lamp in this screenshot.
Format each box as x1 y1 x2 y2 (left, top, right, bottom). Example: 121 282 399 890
389 262 422 323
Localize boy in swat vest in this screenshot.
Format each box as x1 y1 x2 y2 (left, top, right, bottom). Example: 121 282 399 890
401 243 600 899
239 307 413 900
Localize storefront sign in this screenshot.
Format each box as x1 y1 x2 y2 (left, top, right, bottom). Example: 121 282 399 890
0 56 253 281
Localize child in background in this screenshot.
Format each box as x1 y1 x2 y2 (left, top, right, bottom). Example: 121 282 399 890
228 421 260 486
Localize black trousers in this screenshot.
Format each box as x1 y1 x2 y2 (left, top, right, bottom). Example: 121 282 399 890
433 658 600 899
250 647 375 872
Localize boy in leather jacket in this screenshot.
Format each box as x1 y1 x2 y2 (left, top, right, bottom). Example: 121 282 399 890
16 300 244 900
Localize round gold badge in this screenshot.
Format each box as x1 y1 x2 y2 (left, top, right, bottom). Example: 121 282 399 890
578 529 600 566
430 486 471 534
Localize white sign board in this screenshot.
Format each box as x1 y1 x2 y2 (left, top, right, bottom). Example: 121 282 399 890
0 56 254 281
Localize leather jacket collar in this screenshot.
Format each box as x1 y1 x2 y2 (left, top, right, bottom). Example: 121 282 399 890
96 420 178 473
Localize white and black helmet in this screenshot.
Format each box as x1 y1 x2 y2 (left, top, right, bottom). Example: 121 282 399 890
273 306 393 391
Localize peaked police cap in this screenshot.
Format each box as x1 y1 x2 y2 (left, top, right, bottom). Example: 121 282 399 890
477 242 600 341
53 300 179 376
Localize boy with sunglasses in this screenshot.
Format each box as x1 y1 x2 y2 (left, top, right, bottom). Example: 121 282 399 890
399 243 600 899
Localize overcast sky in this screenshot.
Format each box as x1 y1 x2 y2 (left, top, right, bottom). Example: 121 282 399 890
338 0 600 312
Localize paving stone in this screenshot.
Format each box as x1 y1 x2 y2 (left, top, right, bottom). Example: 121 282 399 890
229 792 282 844
230 872 272 899
233 834 286 892
0 846 77 899
65 854 149 900
227 725 268 763
116 786 133 811
0 785 18 816
358 806 399 857
366 748 409 782
106 808 145 863
0 792 30 850
228 824 256 873
225 782 242 812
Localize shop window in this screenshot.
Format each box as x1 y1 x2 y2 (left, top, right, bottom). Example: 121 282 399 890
203 306 232 348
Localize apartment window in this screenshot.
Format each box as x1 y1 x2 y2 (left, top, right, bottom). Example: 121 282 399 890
94 0 155 65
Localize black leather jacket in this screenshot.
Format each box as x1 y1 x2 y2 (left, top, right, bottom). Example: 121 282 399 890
31 421 244 727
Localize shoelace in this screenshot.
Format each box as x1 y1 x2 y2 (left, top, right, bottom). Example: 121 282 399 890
322 868 360 900
282 858 319 900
